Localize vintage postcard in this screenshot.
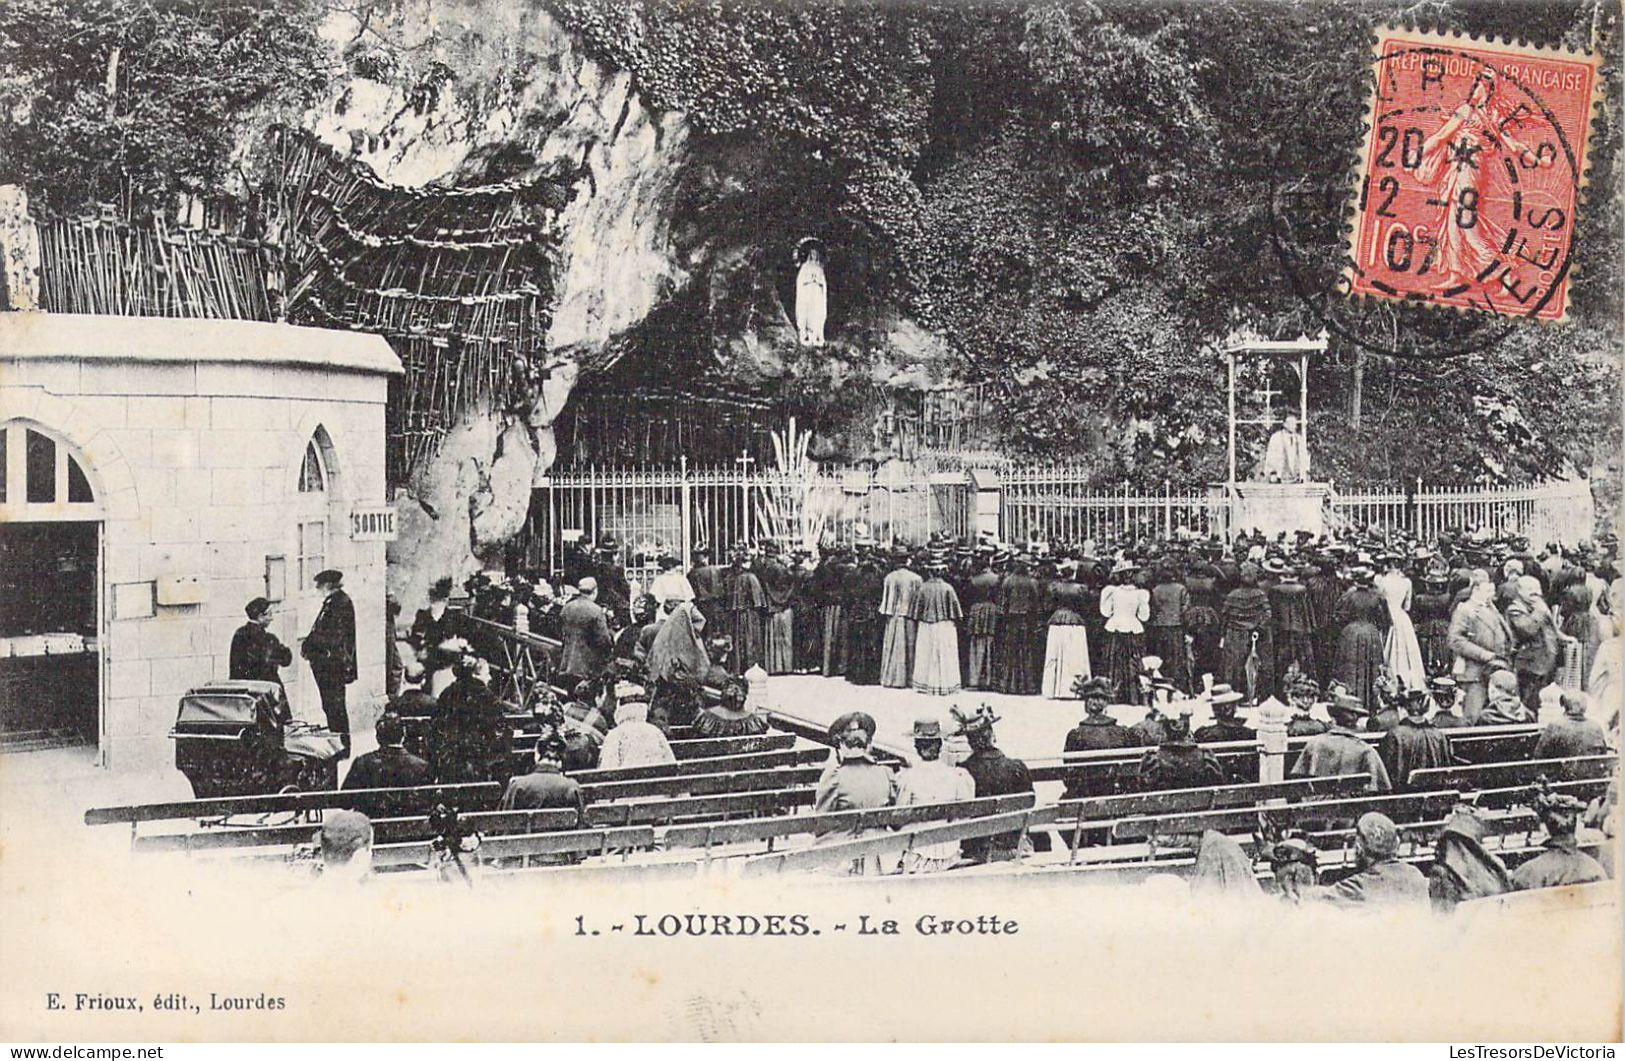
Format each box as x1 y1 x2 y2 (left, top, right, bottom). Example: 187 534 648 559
0 0 1619 1046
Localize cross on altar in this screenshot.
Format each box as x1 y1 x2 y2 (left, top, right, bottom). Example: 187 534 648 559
1252 377 1282 423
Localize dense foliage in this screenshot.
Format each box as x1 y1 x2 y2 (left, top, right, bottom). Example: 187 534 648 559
0 0 332 212
551 0 1622 499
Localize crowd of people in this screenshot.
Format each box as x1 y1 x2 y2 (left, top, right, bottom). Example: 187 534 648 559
433 526 1620 734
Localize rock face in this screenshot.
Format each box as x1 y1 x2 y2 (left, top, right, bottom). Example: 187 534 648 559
305 1 689 601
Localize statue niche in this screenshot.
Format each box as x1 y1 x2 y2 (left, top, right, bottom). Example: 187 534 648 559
794 237 827 346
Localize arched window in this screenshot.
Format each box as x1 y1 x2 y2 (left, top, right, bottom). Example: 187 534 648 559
0 420 100 519
299 439 328 493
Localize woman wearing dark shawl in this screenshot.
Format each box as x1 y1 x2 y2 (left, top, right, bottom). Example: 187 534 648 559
843 552 885 686
811 549 850 677
727 555 768 672
647 601 710 685
1333 566 1391 713
1219 564 1274 702
1428 808 1512 912
693 677 771 738
995 557 1044 696
758 548 799 675
1183 559 1224 681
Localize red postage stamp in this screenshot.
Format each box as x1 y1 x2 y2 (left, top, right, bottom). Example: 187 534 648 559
1346 28 1601 321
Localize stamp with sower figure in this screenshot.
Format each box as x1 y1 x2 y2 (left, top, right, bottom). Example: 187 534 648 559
1346 27 1601 322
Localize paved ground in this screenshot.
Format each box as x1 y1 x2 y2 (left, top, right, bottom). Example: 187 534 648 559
763 673 1243 761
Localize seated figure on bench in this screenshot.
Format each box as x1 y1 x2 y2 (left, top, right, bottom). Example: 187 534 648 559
1290 690 1392 792
1532 690 1611 761
1377 687 1454 792
954 705 1035 863
1427 806 1511 912
896 718 975 873
693 677 770 738
342 713 430 800
1477 668 1532 727
815 712 898 875
1136 702 1225 791
598 683 675 771
1305 812 1430 909
1283 668 1328 736
1064 677 1139 757
1512 787 1607 892
1193 683 1254 743
501 735 587 822
1428 677 1467 729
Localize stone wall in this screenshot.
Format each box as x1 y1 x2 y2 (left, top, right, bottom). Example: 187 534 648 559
0 314 399 773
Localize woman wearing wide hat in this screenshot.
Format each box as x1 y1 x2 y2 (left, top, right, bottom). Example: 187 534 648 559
1332 562 1391 714
1099 557 1150 704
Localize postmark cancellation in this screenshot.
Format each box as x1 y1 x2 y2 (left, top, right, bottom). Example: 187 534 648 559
1346 27 1602 322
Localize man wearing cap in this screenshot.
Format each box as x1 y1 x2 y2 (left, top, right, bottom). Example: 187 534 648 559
1311 812 1429 908
559 576 613 683
953 705 1035 863
1511 788 1608 891
814 712 898 873
1290 694 1392 792
1377 688 1454 791
302 570 357 756
230 597 292 687
1193 684 1255 744
895 718 975 872
1428 677 1466 729
597 684 675 771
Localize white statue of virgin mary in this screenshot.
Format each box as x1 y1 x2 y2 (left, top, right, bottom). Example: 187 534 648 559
794 238 827 346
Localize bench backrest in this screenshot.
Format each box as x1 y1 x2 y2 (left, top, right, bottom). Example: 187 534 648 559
569 746 827 784
372 824 657 869
1108 790 1461 841
581 765 828 802
1408 754 1617 789
664 793 1036 851
84 782 504 827
739 809 1039 877
1034 774 1372 829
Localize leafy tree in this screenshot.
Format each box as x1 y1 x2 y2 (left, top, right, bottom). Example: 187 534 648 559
0 0 333 213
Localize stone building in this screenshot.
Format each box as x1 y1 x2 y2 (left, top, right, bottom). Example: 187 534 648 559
0 312 400 772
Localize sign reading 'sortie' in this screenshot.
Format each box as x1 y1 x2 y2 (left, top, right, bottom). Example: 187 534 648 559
349 502 397 542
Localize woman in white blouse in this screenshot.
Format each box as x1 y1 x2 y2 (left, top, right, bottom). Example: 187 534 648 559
1100 558 1152 704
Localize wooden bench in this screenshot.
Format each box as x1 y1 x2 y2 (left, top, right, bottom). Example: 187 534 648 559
569 746 828 785
664 793 1036 856
738 809 1040 877
133 786 821 856
1108 790 1462 846
581 765 827 802
1471 777 1612 811
1302 808 1542 853
84 782 504 835
1409 754 1617 790
373 824 658 870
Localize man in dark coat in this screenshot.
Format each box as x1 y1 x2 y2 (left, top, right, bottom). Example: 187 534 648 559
1378 688 1455 790
1290 694 1392 792
302 570 357 756
1268 563 1316 689
1311 812 1430 908
1532 690 1611 760
1193 684 1255 743
687 549 728 636
558 578 614 682
1306 558 1345 691
230 597 292 687
342 713 431 806
953 705 1034 863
